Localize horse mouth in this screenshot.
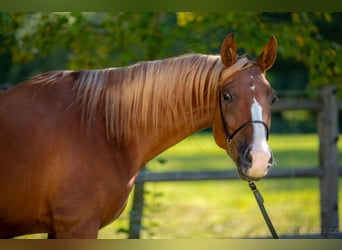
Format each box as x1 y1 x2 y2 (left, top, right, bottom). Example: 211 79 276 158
237 160 272 181
236 148 273 181
237 169 263 181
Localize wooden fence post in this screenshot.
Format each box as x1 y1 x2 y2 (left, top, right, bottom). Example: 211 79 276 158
128 167 146 239
318 85 339 238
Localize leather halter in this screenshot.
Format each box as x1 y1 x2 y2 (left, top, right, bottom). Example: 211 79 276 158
218 89 270 158
218 89 279 239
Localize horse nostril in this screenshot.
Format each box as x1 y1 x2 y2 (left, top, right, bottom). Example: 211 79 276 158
244 148 253 165
268 152 274 166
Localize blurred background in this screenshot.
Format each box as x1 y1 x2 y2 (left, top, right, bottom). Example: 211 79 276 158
1 12 341 238
1 12 341 133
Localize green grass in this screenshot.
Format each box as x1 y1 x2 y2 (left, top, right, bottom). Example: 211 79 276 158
98 133 342 239
147 133 327 172
19 133 342 238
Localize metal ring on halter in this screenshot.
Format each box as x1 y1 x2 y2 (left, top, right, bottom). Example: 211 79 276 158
218 89 278 239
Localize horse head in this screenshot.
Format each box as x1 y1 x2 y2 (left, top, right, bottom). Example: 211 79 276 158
213 33 278 181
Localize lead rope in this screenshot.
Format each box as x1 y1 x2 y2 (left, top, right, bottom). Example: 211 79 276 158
218 90 278 239
248 181 279 239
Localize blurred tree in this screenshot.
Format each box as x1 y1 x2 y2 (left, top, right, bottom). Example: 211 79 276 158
0 12 341 96
176 12 342 96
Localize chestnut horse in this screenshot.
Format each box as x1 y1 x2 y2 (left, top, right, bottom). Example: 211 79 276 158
0 33 277 238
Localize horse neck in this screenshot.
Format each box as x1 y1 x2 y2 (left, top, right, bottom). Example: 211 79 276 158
80 54 223 171
134 99 217 167
116 56 223 168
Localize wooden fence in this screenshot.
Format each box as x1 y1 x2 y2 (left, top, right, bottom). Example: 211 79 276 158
128 85 341 239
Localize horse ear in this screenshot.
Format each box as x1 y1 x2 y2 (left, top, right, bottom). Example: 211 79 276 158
257 36 277 71
220 33 237 67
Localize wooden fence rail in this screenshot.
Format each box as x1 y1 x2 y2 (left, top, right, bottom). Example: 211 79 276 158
128 85 341 239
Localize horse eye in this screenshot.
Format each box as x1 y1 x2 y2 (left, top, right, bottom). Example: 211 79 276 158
271 95 279 105
223 92 233 103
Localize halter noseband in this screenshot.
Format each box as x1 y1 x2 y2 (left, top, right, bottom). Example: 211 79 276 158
218 89 270 158
218 89 279 239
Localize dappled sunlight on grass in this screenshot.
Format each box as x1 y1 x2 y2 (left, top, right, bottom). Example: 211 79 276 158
99 133 342 238
99 178 328 238
100 177 337 238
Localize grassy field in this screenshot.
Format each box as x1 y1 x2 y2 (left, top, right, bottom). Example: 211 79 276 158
19 133 342 239
97 133 342 239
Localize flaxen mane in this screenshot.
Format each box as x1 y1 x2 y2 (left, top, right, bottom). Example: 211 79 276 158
29 54 252 142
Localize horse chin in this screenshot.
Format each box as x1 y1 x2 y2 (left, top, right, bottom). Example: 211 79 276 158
237 164 268 181
238 170 263 181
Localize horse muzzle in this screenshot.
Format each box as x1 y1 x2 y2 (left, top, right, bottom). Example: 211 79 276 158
237 144 274 181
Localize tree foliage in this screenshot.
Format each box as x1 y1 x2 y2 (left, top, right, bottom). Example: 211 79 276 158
0 12 341 96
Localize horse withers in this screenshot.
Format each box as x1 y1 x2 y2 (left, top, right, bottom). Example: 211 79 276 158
0 33 277 238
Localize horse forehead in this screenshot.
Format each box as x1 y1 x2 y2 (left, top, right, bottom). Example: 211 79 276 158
240 70 271 106
248 67 270 85
231 66 263 82
232 70 269 92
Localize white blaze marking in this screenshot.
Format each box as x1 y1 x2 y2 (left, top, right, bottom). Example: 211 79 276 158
248 97 272 178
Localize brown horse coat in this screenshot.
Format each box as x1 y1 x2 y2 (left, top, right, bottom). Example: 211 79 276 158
0 33 277 238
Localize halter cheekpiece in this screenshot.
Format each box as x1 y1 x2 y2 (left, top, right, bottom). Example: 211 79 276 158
218 88 270 158
218 88 279 239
